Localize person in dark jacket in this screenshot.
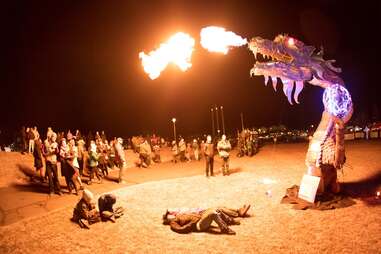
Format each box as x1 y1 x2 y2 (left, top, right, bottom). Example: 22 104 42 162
163 208 238 235
33 138 44 182
203 135 215 177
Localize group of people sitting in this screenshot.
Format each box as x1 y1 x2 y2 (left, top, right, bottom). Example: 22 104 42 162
72 189 124 229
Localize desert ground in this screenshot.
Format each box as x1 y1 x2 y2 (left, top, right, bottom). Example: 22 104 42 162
0 140 380 254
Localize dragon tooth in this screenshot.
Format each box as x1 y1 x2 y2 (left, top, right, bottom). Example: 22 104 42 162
282 81 293 105
271 77 277 89
294 81 304 104
264 75 269 86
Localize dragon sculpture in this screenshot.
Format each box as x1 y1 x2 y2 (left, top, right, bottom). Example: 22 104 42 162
248 35 353 195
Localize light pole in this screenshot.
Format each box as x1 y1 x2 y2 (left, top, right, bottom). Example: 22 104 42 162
215 106 220 136
172 118 177 143
240 112 244 131
211 108 215 138
220 106 225 135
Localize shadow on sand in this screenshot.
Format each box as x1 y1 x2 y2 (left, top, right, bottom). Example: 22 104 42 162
341 171 381 206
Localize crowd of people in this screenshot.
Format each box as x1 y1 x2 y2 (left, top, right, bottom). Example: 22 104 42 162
17 124 257 196
21 126 127 196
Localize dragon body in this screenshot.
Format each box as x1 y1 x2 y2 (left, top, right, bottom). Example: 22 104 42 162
248 35 353 194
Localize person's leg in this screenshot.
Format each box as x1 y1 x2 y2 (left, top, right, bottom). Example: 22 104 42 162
28 140 32 153
88 166 94 184
210 158 214 176
205 157 210 177
31 140 34 153
51 164 61 194
118 163 125 183
218 207 239 218
198 209 234 234
46 162 54 194
197 209 217 231
65 175 72 193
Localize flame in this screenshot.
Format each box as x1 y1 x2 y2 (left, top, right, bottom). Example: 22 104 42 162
139 32 195 80
200 26 247 54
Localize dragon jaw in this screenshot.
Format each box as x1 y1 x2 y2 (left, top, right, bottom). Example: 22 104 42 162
248 34 342 104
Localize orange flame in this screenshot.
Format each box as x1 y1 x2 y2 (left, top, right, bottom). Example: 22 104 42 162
200 26 247 54
139 32 195 80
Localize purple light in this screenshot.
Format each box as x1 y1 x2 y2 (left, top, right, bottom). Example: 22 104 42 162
323 84 352 119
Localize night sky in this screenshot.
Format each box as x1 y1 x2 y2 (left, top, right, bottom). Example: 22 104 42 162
2 0 379 138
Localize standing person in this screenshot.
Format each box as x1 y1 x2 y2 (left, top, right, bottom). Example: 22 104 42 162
114 137 126 184
101 131 107 143
43 133 62 195
32 126 40 141
27 127 35 154
203 135 215 177
192 139 200 161
171 141 179 163
68 139 84 190
185 143 192 162
217 135 232 176
21 126 27 154
87 141 102 185
60 138 77 194
364 125 370 140
138 139 152 168
33 138 44 182
97 140 108 176
107 140 116 169
200 140 205 160
178 138 186 162
77 137 86 177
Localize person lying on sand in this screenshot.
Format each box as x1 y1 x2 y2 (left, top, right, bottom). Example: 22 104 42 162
162 204 251 235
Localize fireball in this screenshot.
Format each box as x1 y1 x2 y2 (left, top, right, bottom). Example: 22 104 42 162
200 26 247 54
139 32 195 80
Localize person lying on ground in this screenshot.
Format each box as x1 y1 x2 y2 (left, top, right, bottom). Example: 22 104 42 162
162 205 251 235
166 204 251 218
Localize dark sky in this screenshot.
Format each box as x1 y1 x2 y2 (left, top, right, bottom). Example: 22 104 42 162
2 0 379 138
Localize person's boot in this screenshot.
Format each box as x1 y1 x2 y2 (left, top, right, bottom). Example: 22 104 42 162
221 227 236 235
79 219 90 229
238 204 251 217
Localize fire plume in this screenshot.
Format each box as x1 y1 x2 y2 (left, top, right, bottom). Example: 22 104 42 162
139 32 195 80
200 26 247 54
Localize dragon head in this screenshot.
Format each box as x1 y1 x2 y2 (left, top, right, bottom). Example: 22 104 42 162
249 34 344 104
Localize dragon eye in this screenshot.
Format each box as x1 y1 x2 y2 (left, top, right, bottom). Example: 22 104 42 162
287 37 295 46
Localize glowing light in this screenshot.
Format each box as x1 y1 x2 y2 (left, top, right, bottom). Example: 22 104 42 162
139 32 195 80
288 38 295 46
323 84 353 119
200 26 247 54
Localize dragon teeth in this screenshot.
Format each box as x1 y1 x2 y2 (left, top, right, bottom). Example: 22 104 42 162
271 77 277 89
294 81 304 104
264 75 269 86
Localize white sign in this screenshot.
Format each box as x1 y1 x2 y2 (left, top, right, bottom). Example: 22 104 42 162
298 174 321 203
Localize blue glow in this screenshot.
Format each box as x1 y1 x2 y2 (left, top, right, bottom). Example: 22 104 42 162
322 84 352 119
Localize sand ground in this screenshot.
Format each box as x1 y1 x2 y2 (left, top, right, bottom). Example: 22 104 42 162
0 140 380 254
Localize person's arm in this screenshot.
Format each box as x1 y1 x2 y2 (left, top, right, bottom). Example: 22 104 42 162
169 219 194 234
